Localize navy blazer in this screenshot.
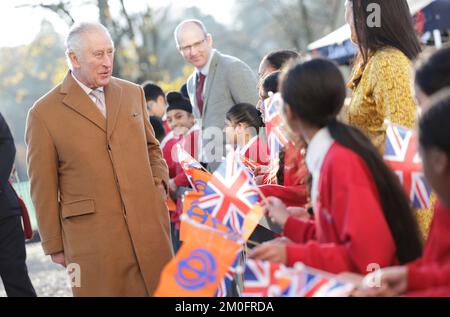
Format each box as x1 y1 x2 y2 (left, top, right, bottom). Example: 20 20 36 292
0 112 21 220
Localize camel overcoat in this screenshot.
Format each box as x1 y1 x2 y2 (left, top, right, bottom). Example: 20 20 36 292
25 72 173 296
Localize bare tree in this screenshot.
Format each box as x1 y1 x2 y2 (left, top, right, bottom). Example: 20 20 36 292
19 0 175 82
233 0 345 52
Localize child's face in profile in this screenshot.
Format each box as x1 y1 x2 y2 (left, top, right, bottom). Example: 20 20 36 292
224 120 250 146
419 144 449 200
167 109 195 136
224 119 238 145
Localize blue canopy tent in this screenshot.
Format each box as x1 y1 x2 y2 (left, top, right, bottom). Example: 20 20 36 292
308 0 450 65
308 24 356 65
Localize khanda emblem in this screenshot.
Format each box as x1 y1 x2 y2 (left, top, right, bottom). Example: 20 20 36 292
186 202 209 224
175 249 217 290
194 179 207 193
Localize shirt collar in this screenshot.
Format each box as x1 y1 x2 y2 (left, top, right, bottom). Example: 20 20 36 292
305 127 334 176
197 49 216 76
71 72 104 96
186 122 200 135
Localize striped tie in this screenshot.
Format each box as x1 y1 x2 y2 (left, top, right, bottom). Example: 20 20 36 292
90 89 106 117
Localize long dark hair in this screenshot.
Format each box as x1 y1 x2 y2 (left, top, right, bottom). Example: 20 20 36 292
352 0 422 65
262 71 280 95
281 58 422 264
226 103 264 130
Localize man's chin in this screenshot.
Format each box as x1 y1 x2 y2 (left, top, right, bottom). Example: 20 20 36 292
97 77 111 87
190 60 206 69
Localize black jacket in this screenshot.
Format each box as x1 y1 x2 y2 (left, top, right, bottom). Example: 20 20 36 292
0 112 21 220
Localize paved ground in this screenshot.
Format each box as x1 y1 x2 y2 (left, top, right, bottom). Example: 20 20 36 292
0 242 72 297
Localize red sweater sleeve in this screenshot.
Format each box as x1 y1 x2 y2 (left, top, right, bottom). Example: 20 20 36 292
283 216 316 243
285 150 397 274
174 170 190 187
407 262 450 292
259 184 308 207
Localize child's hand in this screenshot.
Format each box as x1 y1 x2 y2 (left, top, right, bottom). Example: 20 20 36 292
249 240 287 264
169 179 178 193
254 175 265 185
253 165 270 177
287 207 310 220
353 266 408 297
263 197 290 228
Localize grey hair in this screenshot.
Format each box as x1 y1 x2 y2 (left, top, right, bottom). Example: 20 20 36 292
65 22 113 69
173 19 208 47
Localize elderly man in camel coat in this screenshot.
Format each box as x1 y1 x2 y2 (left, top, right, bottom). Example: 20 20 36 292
25 22 173 296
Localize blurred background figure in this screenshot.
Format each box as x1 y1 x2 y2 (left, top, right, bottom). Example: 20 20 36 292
142 81 171 133
0 112 36 297
149 115 167 143
415 45 450 108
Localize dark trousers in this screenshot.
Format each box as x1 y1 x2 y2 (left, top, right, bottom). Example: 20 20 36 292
0 215 36 297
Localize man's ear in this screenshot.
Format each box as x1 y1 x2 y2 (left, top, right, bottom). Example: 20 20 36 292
68 52 81 69
206 33 213 47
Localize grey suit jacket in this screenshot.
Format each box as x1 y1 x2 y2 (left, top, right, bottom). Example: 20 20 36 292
186 51 258 166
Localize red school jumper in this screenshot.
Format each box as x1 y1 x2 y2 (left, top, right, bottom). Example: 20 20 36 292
283 140 398 274
406 200 450 296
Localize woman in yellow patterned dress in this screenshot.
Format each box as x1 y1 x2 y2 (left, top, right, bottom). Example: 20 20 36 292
344 0 433 239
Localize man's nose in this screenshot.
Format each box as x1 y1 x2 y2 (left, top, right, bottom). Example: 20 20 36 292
103 54 113 67
189 46 200 56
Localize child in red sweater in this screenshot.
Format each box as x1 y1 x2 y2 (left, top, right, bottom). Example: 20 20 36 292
355 90 450 296
161 91 197 252
256 71 310 208
224 103 270 166
250 59 422 274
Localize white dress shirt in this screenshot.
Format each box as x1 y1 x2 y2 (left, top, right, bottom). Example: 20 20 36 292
305 127 335 210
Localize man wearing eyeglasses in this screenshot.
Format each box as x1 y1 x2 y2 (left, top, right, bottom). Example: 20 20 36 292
174 19 258 170
25 22 173 296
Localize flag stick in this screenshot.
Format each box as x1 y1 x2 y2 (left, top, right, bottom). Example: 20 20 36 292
246 239 261 247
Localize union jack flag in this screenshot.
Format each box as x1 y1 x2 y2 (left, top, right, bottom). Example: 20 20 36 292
196 150 261 234
215 252 241 297
384 124 432 209
264 94 289 160
240 155 261 178
281 269 353 297
177 144 210 188
243 259 354 297
242 259 290 297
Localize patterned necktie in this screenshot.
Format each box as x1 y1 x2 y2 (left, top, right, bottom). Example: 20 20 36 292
90 89 106 117
196 72 206 115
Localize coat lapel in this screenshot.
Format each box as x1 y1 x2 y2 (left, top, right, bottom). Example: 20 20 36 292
61 72 107 132
104 78 123 141
202 51 220 118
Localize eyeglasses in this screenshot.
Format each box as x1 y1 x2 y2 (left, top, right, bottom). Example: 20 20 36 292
178 38 207 54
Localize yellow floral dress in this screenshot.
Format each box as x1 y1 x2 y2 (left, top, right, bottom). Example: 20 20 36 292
345 47 433 241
